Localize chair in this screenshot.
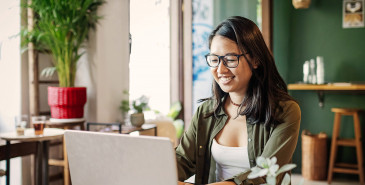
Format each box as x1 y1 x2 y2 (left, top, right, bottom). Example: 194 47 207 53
145 118 177 147
46 118 85 185
327 108 364 185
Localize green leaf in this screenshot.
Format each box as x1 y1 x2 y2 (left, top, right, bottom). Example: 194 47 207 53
280 173 291 185
173 119 184 138
276 164 296 175
41 67 56 78
167 101 182 119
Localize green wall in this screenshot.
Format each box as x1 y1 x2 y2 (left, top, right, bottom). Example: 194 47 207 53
274 0 365 174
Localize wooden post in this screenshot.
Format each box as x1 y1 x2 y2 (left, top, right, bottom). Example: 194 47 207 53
27 0 39 116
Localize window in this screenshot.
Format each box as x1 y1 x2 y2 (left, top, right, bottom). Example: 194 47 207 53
129 0 171 116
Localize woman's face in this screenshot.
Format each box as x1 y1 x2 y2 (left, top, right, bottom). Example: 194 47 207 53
210 35 253 95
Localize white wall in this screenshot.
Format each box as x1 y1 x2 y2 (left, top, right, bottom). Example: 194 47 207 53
0 1 24 184
76 0 130 122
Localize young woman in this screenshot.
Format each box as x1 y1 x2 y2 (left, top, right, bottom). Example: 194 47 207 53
176 16 301 185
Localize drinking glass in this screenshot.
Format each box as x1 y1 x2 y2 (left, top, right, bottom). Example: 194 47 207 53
32 116 47 135
15 115 28 136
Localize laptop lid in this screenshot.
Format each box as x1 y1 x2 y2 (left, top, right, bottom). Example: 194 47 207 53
65 130 178 185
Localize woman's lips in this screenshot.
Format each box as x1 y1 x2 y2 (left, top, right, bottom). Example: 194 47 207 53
219 76 234 85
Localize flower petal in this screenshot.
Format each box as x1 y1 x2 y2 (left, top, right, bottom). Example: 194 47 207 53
270 156 277 165
269 164 279 175
266 176 276 185
256 156 267 167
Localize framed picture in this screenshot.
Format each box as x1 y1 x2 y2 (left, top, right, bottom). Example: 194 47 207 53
343 0 364 28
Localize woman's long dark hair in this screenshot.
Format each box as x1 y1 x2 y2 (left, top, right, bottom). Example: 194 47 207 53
202 16 294 127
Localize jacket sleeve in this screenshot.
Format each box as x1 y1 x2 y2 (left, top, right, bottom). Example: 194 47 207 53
261 101 301 169
228 101 301 185
175 106 201 181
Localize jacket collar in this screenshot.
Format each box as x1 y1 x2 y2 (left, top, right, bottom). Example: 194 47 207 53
215 95 227 117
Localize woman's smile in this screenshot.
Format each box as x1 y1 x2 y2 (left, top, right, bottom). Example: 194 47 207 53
219 75 235 85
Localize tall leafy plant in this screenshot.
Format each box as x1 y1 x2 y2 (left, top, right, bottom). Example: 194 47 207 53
22 0 104 87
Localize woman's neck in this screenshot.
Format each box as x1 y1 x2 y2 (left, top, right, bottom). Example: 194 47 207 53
228 93 245 106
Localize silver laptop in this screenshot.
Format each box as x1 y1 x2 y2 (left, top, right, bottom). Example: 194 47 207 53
64 130 178 185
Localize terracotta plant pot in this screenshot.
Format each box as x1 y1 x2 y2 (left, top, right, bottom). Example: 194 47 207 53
48 87 87 119
130 113 145 127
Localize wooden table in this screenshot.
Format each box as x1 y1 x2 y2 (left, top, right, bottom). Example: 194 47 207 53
86 122 157 136
0 128 64 185
122 124 157 136
288 83 365 107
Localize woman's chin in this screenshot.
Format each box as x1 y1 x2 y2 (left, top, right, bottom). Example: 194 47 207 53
219 86 233 93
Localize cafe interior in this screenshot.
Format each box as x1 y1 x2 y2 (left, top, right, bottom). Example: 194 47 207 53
0 0 365 184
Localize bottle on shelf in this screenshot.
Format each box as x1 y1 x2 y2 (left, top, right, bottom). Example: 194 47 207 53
303 60 309 83
310 59 317 84
316 56 325 84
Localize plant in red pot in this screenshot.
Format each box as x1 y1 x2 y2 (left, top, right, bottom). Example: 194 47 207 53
23 0 104 118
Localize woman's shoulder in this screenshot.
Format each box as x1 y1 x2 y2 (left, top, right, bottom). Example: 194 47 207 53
279 100 300 110
278 100 301 120
196 99 215 114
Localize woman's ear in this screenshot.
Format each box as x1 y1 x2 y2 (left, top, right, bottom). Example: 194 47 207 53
252 61 259 69
245 53 259 69
250 58 259 69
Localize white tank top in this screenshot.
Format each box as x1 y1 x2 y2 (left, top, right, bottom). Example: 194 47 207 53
211 139 250 181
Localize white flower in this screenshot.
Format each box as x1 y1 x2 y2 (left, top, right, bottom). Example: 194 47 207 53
268 164 279 176
247 167 269 179
247 156 297 185
256 156 267 168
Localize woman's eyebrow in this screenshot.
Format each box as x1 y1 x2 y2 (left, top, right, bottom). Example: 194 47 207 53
225 52 241 55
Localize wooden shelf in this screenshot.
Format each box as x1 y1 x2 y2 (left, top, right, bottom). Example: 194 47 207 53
288 83 365 108
288 83 365 91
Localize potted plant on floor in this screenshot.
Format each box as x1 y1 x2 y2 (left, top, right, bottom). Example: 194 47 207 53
130 95 149 127
22 0 105 118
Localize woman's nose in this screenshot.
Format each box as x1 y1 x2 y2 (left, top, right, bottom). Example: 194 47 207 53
217 60 229 73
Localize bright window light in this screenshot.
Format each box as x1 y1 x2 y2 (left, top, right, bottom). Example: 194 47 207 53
130 0 170 116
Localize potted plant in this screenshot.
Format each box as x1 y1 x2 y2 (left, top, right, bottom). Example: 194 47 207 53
22 0 105 119
130 95 149 127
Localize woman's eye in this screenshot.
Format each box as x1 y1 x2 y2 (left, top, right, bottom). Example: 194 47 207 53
225 56 237 60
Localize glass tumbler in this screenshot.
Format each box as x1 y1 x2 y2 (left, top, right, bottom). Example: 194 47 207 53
32 116 46 135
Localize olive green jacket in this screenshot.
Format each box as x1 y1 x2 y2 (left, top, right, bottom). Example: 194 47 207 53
176 98 301 185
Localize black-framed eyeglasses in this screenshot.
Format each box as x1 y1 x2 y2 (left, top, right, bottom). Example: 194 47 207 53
205 54 245 68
